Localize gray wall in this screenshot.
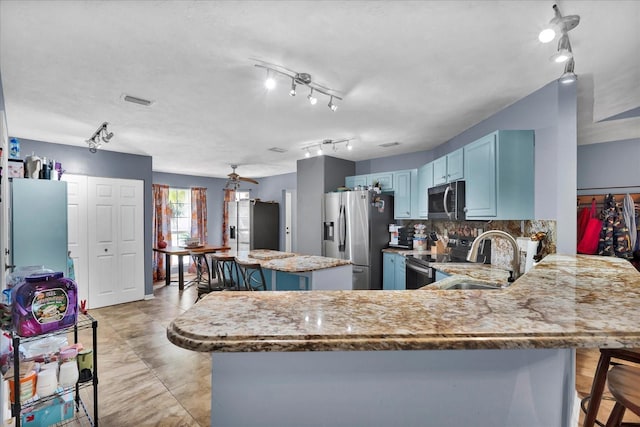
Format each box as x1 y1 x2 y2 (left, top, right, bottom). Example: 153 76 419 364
17 138 155 295
577 138 640 191
297 156 355 255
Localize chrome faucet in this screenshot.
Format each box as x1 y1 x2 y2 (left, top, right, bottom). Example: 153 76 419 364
467 230 521 282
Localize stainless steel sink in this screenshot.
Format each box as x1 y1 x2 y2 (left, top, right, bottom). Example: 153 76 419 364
443 282 502 290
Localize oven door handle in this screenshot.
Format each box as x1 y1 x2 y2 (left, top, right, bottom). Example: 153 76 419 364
406 261 433 277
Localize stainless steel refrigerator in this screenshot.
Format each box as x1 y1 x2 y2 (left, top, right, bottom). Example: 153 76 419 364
322 190 393 290
228 200 279 252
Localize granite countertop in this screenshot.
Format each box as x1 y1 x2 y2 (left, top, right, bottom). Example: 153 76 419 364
422 263 512 289
225 250 351 273
167 254 640 352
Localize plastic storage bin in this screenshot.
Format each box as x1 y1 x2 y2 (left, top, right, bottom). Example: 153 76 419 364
11 272 78 337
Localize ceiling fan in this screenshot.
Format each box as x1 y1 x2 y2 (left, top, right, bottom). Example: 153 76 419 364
226 165 259 189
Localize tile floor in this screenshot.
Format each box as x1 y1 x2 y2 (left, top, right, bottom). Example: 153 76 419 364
32 277 637 427
71 278 210 426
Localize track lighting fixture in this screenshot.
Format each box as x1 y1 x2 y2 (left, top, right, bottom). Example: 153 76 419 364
302 138 353 158
254 61 343 111
539 4 580 83
85 122 113 153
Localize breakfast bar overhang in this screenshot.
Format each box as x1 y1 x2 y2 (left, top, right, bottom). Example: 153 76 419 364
167 255 640 426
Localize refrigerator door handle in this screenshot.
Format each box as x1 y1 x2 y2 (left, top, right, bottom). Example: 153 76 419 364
229 225 236 239
338 204 346 252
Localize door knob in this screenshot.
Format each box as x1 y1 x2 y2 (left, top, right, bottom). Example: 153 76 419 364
104 248 108 252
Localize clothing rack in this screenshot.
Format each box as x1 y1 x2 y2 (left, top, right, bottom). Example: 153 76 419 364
577 193 640 208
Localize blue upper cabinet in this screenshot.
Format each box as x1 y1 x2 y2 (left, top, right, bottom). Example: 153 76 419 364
432 148 464 185
417 162 433 218
463 130 534 220
345 175 369 189
393 170 412 218
446 148 464 182
369 172 394 192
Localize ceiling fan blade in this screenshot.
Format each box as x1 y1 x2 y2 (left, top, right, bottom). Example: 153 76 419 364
239 176 259 185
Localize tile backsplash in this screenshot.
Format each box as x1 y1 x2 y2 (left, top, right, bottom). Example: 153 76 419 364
398 219 557 271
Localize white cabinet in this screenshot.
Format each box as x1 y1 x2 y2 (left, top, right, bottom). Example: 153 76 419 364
463 130 534 220
432 148 464 185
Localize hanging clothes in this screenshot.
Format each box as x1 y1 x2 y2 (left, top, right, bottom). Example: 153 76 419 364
598 194 633 259
623 193 637 251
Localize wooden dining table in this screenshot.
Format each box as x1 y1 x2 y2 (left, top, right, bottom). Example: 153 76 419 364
153 245 230 290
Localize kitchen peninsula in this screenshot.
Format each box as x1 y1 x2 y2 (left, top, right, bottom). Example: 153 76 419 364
167 255 640 426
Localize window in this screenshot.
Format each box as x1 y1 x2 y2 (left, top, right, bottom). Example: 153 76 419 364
168 188 191 246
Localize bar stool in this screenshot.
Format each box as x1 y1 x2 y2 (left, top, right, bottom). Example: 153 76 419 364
191 252 224 302
235 259 267 291
583 349 640 427
212 253 245 290
604 365 640 426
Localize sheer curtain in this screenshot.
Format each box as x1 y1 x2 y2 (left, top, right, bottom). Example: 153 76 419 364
191 187 208 244
152 184 171 282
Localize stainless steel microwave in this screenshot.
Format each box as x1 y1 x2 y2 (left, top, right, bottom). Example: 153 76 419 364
427 181 466 220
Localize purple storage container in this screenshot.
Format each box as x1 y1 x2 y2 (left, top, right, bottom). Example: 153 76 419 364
11 272 78 337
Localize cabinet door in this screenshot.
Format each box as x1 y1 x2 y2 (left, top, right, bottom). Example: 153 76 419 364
370 172 394 192
345 175 370 189
394 255 406 290
432 156 447 186
393 171 412 219
464 134 497 217
417 163 433 218
382 252 396 290
446 148 464 181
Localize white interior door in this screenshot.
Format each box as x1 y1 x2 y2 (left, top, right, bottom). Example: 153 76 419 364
63 174 88 305
88 177 144 308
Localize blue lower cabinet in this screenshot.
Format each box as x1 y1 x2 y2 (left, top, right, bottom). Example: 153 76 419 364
383 253 406 290
263 269 309 291
434 270 450 282
395 256 406 290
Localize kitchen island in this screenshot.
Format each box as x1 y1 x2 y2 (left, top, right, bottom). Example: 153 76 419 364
235 249 352 290
167 254 640 426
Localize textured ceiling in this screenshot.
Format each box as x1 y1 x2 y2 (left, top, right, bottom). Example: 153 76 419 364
1 0 639 179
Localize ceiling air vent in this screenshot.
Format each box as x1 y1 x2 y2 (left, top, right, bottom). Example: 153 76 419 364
123 94 153 106
379 142 401 148
268 147 287 153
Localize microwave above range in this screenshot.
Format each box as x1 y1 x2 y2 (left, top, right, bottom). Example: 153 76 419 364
427 180 466 220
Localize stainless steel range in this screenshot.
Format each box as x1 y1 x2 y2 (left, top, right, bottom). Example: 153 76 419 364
405 238 491 289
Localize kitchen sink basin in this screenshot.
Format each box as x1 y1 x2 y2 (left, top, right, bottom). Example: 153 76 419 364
443 282 502 290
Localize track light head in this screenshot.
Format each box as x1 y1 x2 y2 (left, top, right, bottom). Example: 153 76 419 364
539 4 580 44
86 121 113 153
289 79 296 96
308 88 318 105
328 96 338 111
265 70 276 90
559 58 577 84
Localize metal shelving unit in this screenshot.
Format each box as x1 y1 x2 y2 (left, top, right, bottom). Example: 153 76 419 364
10 313 98 426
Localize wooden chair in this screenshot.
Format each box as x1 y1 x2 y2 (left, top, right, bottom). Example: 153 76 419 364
235 259 267 291
604 365 640 427
583 349 640 427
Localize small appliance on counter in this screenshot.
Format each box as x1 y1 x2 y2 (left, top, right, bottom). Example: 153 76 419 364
388 225 414 249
